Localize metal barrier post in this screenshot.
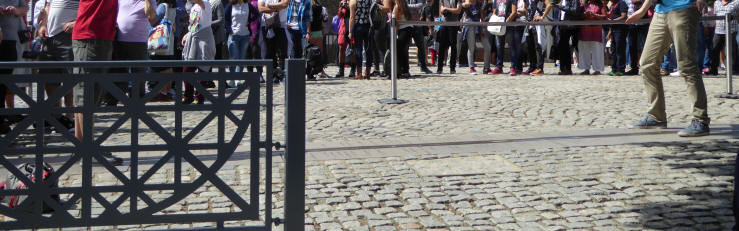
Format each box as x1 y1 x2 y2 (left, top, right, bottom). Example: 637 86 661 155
716 13 739 99
284 59 306 230
378 17 408 104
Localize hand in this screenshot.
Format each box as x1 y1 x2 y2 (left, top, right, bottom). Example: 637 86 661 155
63 21 75 33
182 32 189 46
38 25 48 39
348 32 352 40
306 32 311 40
5 6 16 16
625 9 646 24
691 0 706 11
534 15 543 21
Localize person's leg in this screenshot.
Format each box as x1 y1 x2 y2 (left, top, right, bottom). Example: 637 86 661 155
510 28 524 73
627 26 639 72
276 28 288 69
593 41 605 73
709 34 725 74
449 26 458 73
704 27 714 69
577 41 591 72
526 28 537 73
668 8 709 126
289 29 303 58
337 44 347 77
413 26 429 70
483 32 492 72
398 27 412 75
559 29 573 73
466 27 477 71
437 27 449 72
353 26 365 79
228 35 239 73
615 29 628 73
638 12 674 123
238 35 250 72
496 35 506 70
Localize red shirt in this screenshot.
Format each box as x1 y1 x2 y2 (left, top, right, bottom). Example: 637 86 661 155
72 0 118 41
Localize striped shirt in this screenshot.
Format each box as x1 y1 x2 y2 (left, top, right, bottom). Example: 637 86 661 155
714 0 739 34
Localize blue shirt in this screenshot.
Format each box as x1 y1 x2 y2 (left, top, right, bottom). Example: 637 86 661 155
655 0 695 13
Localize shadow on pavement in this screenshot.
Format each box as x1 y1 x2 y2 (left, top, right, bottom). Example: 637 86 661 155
631 140 737 230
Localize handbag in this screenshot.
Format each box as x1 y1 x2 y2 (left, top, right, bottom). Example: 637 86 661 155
148 6 174 53
487 15 506 36
345 44 354 59
17 18 31 44
331 15 340 34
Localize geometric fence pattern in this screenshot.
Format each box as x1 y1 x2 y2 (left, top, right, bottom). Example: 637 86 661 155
0 60 287 230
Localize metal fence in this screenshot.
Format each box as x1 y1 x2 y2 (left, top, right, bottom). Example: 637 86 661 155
0 59 305 230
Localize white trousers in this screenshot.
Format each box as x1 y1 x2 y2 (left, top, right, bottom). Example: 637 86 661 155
577 41 605 72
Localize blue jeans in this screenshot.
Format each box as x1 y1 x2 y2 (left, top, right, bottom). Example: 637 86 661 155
353 23 370 67
661 45 677 72
495 27 524 71
697 23 715 70
228 34 250 73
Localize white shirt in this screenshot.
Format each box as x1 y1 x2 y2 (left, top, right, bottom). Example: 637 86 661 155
230 3 251 36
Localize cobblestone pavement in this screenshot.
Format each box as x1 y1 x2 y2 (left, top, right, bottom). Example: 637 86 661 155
2 64 739 230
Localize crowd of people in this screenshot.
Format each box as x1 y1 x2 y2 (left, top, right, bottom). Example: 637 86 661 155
0 0 737 162
333 0 739 77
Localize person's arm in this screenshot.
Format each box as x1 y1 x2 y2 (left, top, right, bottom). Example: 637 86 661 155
612 5 626 20
535 0 552 20
448 1 463 14
268 0 289 10
37 1 49 38
259 0 275 12
192 0 205 10
212 1 224 26
145 0 158 26
380 0 394 13
224 3 233 34
518 0 528 16
4 0 27 17
625 0 650 23
348 0 357 40
507 2 517 21
592 3 607 19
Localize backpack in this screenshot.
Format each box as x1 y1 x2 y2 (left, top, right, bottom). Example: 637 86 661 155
0 162 60 213
304 44 323 76
369 1 387 31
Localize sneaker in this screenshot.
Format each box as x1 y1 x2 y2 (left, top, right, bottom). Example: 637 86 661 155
628 117 667 129
482 68 493 74
226 80 236 88
470 67 477 75
677 119 710 137
510 68 518 76
530 69 543 75
592 71 601 75
579 70 590 75
702 68 710 74
450 69 456 74
608 71 617 76
660 69 669 76
558 70 573 75
491 68 503 74
669 71 680 77
421 67 433 74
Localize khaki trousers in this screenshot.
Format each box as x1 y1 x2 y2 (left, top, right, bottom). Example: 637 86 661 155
639 8 710 124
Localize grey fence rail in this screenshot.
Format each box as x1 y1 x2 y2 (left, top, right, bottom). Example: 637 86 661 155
0 59 306 230
377 13 737 104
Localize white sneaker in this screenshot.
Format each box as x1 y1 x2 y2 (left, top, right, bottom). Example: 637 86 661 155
669 71 680 77
226 80 236 88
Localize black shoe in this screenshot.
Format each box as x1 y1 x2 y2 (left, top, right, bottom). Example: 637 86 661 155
450 69 456 74
436 69 443 74
380 71 388 77
558 71 573 75
57 116 74 129
6 114 25 124
624 69 639 75
0 121 9 134
677 119 710 137
421 67 433 74
628 117 667 129
579 70 590 75
335 69 345 78
100 152 124 166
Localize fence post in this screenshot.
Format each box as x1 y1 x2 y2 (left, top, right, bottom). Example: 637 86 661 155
716 13 739 99
284 59 306 230
378 17 408 104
